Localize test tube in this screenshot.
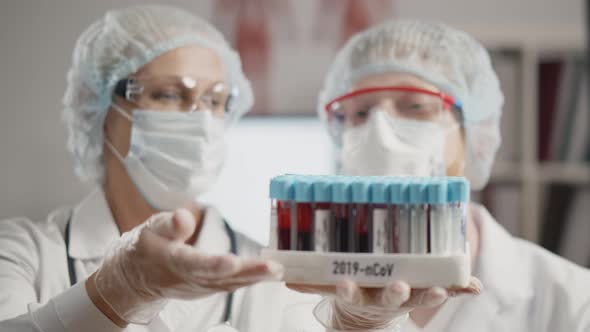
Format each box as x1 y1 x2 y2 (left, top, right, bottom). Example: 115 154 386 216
269 178 281 250
270 199 278 250
370 178 390 253
331 178 352 252
393 179 412 253
277 177 295 250
409 181 428 254
390 179 409 253
460 179 469 253
428 180 450 254
351 179 371 253
294 179 313 251
312 178 332 252
449 178 469 254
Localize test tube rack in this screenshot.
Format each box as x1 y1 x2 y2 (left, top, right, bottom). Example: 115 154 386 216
261 174 471 288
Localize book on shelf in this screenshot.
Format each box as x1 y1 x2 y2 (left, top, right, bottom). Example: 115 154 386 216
490 49 521 163
484 48 588 267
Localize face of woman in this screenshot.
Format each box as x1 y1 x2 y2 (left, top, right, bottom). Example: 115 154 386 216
349 72 465 176
104 45 227 160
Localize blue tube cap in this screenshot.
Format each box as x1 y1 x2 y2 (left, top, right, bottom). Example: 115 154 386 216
351 178 371 203
294 178 314 202
427 180 448 204
409 180 428 204
370 178 390 204
389 179 407 204
332 177 352 203
312 179 332 202
448 177 470 202
269 175 295 200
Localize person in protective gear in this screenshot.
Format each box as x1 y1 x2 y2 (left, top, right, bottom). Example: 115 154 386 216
0 5 303 332
303 19 590 331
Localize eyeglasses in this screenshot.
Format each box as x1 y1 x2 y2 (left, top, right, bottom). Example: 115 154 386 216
114 75 232 115
324 86 462 127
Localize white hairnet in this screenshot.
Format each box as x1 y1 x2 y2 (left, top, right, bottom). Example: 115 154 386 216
63 5 253 182
318 20 504 190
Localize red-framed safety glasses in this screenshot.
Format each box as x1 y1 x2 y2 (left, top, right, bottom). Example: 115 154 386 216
324 86 462 127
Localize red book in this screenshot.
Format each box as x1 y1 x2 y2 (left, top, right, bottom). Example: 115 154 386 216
538 61 563 161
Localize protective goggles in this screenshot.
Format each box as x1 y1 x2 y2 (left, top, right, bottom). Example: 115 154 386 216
114 75 232 115
324 86 462 127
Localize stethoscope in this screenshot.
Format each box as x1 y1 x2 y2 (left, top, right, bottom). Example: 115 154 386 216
65 217 239 331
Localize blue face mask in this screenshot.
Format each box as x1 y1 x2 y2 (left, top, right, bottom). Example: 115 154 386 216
105 104 227 210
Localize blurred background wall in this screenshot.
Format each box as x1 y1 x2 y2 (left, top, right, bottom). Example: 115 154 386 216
0 0 587 266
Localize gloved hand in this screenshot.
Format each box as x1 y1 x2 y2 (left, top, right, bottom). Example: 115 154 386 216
91 209 283 325
289 277 482 332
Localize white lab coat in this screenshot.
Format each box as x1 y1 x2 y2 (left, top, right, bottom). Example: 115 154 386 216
0 189 589 331
0 189 323 332
403 205 590 332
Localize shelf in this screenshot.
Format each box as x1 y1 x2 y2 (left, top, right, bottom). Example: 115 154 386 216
488 161 590 186
471 39 587 246
490 161 522 183
538 163 590 185
461 25 585 51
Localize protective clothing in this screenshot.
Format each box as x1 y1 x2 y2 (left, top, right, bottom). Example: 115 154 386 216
106 104 226 210
1 192 589 331
340 111 447 176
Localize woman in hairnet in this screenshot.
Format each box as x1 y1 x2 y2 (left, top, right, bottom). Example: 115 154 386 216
0 4 313 332
305 19 590 331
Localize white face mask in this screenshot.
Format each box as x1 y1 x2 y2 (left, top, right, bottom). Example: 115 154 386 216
106 104 226 210
340 111 447 176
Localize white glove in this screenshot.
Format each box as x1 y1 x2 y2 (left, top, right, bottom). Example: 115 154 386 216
93 209 283 324
290 277 482 332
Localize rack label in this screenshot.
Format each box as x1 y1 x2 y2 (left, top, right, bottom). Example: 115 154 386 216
330 260 395 278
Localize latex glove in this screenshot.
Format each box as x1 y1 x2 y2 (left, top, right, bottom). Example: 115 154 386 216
289 277 482 332
93 209 283 324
